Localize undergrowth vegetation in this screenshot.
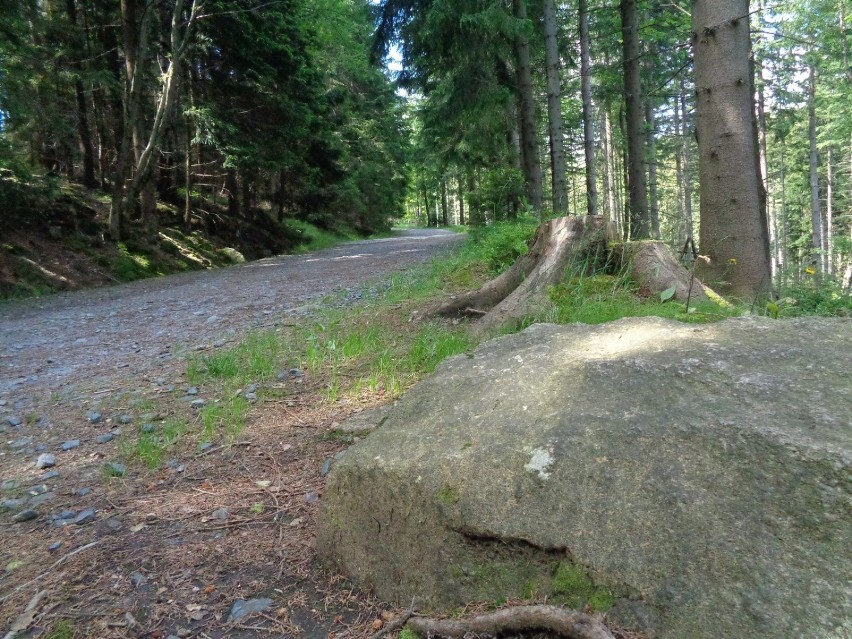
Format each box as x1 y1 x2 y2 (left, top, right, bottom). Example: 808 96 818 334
118 219 850 471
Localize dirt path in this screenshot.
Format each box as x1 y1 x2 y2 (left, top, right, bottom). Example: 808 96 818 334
0 230 463 639
0 229 462 404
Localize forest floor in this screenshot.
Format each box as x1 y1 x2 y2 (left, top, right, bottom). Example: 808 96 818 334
0 230 468 639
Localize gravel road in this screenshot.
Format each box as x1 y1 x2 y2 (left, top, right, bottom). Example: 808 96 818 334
0 229 463 410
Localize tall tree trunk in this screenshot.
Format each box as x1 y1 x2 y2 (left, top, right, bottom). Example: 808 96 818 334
458 174 466 226
543 0 567 214
513 0 544 215
841 0 852 82
645 97 660 239
579 0 597 216
679 84 694 248
826 147 834 276
755 11 776 283
620 0 649 239
692 0 770 298
673 90 686 245
602 108 618 232
441 179 450 226
65 0 97 187
779 141 789 286
808 65 824 274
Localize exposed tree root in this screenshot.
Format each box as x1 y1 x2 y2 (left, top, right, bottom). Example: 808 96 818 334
432 216 720 337
433 215 616 337
407 605 615 639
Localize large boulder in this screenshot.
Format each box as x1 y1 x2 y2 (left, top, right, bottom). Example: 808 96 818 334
317 317 852 639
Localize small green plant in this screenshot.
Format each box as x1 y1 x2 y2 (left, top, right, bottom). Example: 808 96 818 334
551 561 613 612
200 397 249 440
436 484 460 505
120 418 187 469
406 325 473 374
44 620 74 639
399 627 419 639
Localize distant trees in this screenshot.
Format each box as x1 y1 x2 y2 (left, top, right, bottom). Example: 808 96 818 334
377 0 850 298
0 0 408 240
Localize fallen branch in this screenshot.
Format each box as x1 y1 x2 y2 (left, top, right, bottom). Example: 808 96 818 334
407 605 615 639
368 605 417 639
3 590 47 639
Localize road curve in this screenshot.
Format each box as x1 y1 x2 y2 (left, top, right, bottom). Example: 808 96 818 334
0 229 464 408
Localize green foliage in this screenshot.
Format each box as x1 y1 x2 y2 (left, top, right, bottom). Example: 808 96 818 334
200 397 250 440
547 274 735 326
551 561 614 612
44 621 75 639
406 326 473 373
776 278 852 317
399 627 420 639
467 216 539 273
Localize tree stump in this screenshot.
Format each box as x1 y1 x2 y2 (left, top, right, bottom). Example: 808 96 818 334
432 217 718 337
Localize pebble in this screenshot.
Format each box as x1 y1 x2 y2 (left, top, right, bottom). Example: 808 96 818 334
13 509 38 523
36 453 56 469
105 462 126 477
244 392 257 401
118 414 133 424
48 542 62 552
87 411 103 424
140 424 155 433
130 571 147 587
165 385 175 392
320 459 332 476
0 400 5 406
186 387 198 396
246 384 258 394
34 444 46 452
96 433 114 444
276 371 287 381
28 491 55 507
7 416 22 427
104 517 123 533
110 428 122 436
190 399 206 409
9 437 32 451
74 508 96 524
289 368 303 378
59 510 75 519
62 439 81 451
140 412 159 422
304 491 319 504
78 487 92 497
212 508 230 521
41 470 60 481
2 498 25 511
29 484 48 495
229 598 273 621
1 479 19 491
198 442 214 453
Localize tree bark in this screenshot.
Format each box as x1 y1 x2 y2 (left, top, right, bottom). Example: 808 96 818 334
601 108 618 232
691 0 770 299
65 0 97 188
579 0 597 216
440 179 450 226
808 65 824 274
621 0 649 239
680 84 694 251
457 174 466 226
826 146 834 276
543 0 567 214
645 97 660 239
513 0 544 215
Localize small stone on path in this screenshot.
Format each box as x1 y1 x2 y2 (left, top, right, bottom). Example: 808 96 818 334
74 508 96 524
7 416 22 427
104 517 123 533
13 509 38 523
140 424 155 433
9 437 32 451
28 491 55 507
130 571 147 587
118 414 133 424
2 499 25 511
304 491 319 504
36 453 56 469
1 479 19 491
105 462 126 477
186 387 198 396
62 439 80 451
190 399 206 409
229 598 273 621
78 487 92 497
87 411 102 424
59 510 75 519
48 542 62 552
321 459 332 476
212 508 229 520
96 433 114 444
198 442 214 453
41 470 60 481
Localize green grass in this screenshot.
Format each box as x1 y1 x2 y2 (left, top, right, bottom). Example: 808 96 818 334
187 330 285 386
200 397 250 440
44 621 74 639
119 418 188 469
